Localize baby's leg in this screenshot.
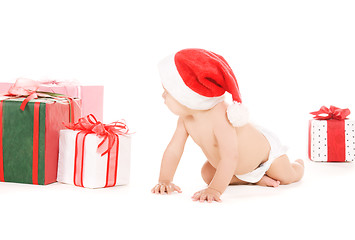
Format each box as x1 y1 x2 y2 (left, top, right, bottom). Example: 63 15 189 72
201 161 249 185
265 155 304 185
201 161 279 187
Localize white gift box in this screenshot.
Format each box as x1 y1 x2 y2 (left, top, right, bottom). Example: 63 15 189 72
57 129 131 188
309 119 355 162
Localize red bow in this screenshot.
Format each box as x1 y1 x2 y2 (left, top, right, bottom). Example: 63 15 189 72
5 78 69 111
65 114 129 156
310 106 351 120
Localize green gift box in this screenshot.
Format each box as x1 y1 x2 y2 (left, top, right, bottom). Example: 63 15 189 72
0 97 80 185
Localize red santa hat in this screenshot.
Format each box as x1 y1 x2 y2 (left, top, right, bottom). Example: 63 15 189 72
158 48 249 127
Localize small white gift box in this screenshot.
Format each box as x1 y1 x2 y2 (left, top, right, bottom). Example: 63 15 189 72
309 106 355 162
57 116 131 188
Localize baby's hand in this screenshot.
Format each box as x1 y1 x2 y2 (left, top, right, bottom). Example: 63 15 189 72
192 188 222 203
151 181 182 194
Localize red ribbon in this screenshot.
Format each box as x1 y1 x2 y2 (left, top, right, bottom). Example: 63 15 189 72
73 132 89 187
6 78 40 111
310 105 350 120
32 102 41 184
3 78 76 123
4 78 75 112
327 119 346 162
65 114 129 156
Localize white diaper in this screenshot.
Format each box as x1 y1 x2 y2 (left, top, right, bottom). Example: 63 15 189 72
235 126 288 183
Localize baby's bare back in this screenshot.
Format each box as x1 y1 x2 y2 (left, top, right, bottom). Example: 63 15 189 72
183 103 271 175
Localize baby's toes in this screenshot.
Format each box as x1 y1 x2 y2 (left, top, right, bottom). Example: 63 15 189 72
256 175 280 188
272 180 280 188
264 178 280 188
295 159 304 167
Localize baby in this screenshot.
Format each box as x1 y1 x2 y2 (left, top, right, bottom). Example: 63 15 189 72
151 48 304 203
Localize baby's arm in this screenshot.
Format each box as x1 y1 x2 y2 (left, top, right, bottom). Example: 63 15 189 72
151 117 188 194
192 119 238 202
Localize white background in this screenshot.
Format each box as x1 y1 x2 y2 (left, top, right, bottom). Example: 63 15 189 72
1 0 355 239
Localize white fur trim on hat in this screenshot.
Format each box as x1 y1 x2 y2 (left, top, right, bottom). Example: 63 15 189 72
227 102 249 127
158 54 225 110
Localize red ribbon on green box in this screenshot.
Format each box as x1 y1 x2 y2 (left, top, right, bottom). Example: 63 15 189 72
0 100 47 184
0 79 80 184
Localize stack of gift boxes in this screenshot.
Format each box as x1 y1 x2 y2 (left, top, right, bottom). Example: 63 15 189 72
0 79 131 188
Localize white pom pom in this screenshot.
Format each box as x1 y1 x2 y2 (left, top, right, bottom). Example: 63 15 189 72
227 102 249 127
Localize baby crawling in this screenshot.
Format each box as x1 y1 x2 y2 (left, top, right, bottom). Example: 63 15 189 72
152 48 304 203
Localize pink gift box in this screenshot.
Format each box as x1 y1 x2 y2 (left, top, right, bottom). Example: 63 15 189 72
0 82 104 121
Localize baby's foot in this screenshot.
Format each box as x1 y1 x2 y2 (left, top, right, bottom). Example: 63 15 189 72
256 175 280 188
